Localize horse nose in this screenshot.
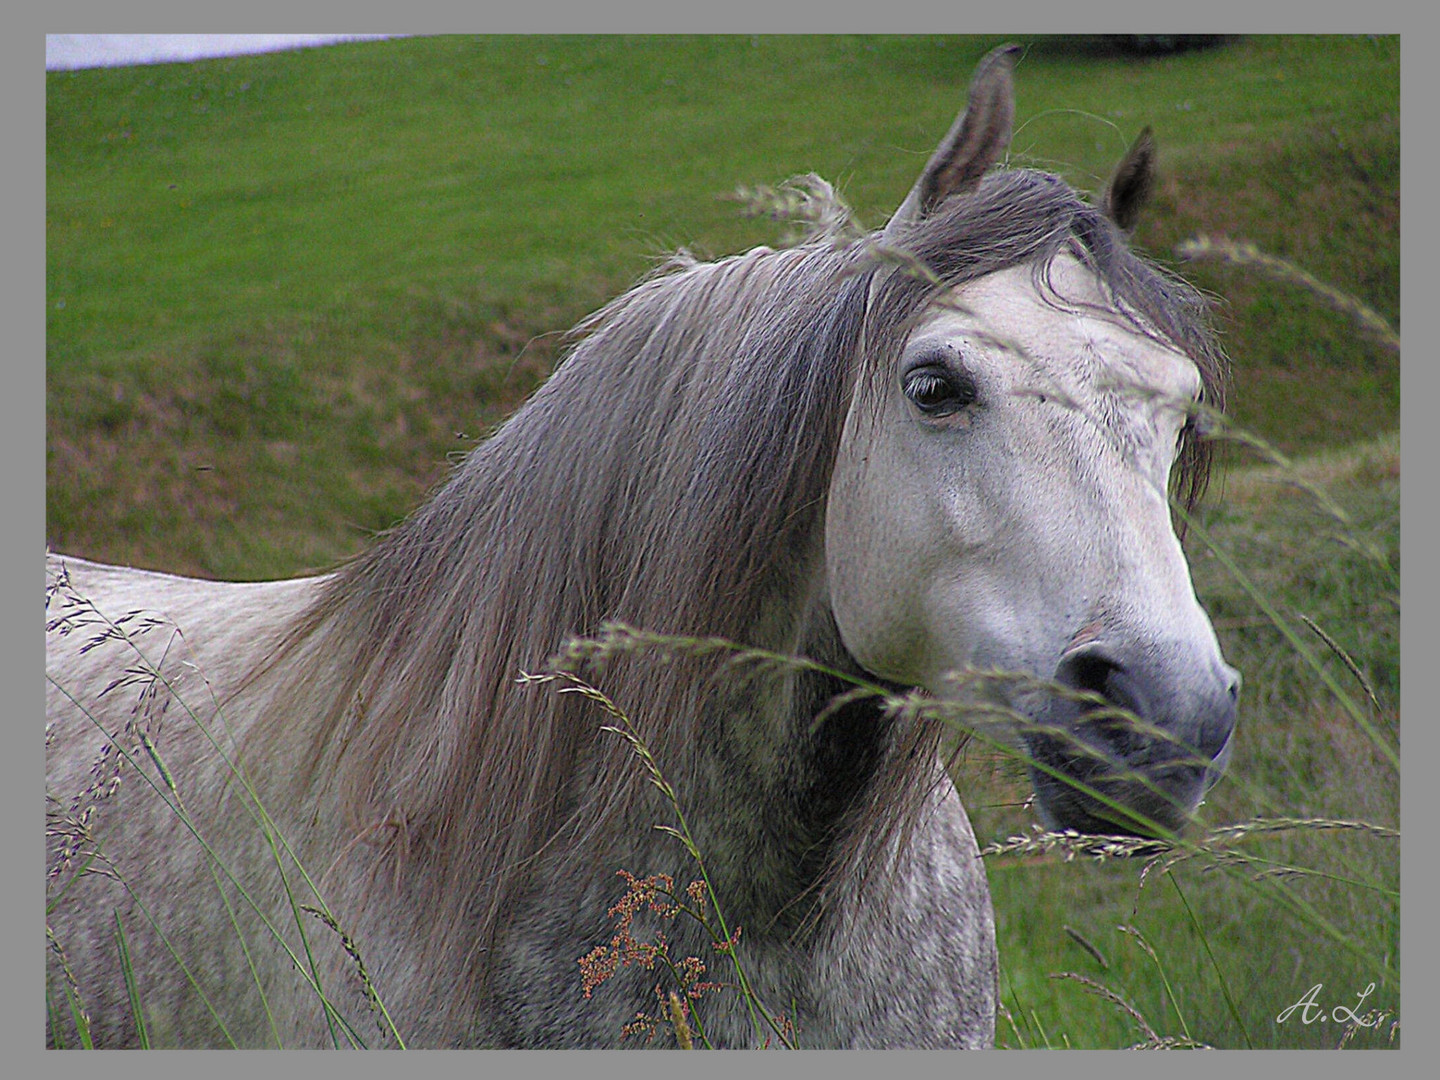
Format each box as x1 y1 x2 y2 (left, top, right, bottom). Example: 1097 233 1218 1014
1214 663 1241 748
1055 645 1238 764
1200 663 1241 787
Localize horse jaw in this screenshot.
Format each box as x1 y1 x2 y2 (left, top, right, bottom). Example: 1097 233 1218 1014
824 254 1238 837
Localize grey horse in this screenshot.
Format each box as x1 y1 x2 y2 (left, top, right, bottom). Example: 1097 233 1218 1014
46 45 1237 1048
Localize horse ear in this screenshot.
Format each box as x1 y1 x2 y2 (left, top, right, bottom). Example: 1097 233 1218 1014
882 43 1021 239
1102 126 1156 233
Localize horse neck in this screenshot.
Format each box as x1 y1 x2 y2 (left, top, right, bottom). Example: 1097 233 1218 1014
614 560 904 936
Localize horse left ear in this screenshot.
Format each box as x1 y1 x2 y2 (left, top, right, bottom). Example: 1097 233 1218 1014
883 43 1021 240
1102 126 1156 233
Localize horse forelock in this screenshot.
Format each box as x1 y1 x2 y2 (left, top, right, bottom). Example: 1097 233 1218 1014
243 163 1229 1010
866 167 1229 513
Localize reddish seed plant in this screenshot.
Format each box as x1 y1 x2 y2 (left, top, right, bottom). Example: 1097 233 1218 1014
554 672 796 1047
578 871 734 1046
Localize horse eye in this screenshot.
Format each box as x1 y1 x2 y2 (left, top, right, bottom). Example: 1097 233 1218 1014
904 368 977 418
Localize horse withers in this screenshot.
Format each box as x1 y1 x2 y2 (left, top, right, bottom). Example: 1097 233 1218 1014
46 45 1237 1048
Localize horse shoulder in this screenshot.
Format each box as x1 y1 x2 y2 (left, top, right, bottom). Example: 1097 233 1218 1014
809 773 998 1047
45 554 337 1047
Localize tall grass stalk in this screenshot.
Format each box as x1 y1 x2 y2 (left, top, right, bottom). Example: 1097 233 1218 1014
1117 923 1192 1043
1168 872 1251 1048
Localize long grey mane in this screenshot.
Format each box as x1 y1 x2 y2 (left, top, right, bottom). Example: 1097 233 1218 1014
243 164 1228 1012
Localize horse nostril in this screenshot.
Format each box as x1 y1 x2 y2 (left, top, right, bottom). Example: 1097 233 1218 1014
1053 647 1148 739
1057 648 1117 694
1056 647 1127 707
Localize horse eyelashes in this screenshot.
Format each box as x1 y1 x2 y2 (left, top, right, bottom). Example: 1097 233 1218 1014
904 368 979 417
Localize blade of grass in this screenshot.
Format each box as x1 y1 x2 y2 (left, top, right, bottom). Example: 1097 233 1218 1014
202 849 285 1047
112 910 150 1048
1168 871 1252 1048
64 982 94 1049
47 987 70 1049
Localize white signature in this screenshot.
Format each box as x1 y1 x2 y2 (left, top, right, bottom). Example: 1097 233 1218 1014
1276 982 1389 1026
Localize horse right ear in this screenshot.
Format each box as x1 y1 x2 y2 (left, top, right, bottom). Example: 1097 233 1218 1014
882 43 1021 241
1102 126 1156 233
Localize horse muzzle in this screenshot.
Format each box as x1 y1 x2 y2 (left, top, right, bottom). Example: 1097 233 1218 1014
1021 642 1239 838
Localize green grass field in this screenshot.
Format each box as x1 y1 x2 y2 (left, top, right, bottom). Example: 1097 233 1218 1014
47 34 1397 578
46 34 1399 1048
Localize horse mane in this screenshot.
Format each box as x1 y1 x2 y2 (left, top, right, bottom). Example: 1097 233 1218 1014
242 165 1229 1007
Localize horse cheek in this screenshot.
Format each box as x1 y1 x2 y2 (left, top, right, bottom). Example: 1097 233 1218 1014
825 425 919 683
824 422 959 687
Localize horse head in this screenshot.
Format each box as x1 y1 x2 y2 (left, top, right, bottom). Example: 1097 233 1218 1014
826 45 1238 838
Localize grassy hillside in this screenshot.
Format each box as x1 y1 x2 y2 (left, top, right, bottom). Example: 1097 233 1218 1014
47 34 1397 578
